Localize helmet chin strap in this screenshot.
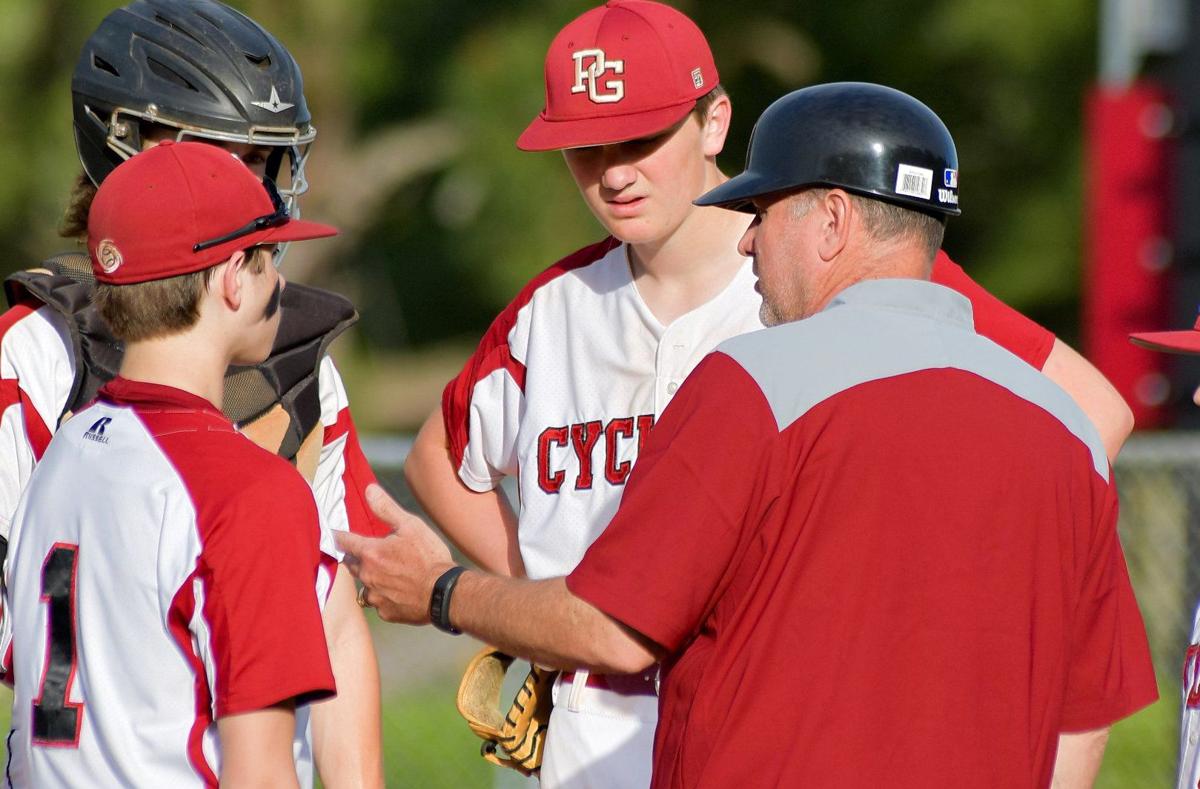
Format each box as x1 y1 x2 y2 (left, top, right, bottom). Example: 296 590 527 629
264 145 308 267
265 147 286 188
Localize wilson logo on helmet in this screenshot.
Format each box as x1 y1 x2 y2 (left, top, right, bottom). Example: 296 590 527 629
96 240 123 274
251 85 295 114
571 49 625 104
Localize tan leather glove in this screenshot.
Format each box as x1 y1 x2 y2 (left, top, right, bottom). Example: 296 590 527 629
456 646 558 776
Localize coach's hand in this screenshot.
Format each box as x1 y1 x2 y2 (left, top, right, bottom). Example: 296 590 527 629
335 484 455 625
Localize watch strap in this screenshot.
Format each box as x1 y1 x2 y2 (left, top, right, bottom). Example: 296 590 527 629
430 566 467 634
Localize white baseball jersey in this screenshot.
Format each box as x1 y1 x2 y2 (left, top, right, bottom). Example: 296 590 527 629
1179 606 1200 788
443 238 759 788
444 239 1062 789
0 299 385 622
0 301 383 548
0 378 336 788
444 238 762 581
0 302 75 540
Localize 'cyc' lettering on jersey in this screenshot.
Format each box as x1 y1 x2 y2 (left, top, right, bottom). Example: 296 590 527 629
538 414 655 493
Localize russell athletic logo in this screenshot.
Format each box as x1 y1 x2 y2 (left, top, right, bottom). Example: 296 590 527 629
84 416 113 445
571 48 625 104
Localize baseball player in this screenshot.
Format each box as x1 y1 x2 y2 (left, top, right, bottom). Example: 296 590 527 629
0 3 384 784
1 140 340 787
1129 321 1200 789
401 2 1136 786
344 82 1158 788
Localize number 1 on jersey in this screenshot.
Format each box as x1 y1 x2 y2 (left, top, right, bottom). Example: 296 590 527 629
32 543 83 746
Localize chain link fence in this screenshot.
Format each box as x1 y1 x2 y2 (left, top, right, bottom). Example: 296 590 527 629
1094 433 1196 788
0 433 1188 786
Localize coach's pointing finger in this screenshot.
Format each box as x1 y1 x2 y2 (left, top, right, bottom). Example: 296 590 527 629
334 530 367 573
334 508 456 625
364 482 423 534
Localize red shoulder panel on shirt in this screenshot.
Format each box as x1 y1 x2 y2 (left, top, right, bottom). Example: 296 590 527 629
442 236 622 467
141 408 335 716
0 302 37 340
326 407 390 537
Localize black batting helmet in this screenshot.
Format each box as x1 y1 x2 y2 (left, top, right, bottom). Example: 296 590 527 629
71 0 314 202
696 82 960 217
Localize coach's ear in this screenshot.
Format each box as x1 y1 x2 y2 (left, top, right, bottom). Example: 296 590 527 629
816 189 852 263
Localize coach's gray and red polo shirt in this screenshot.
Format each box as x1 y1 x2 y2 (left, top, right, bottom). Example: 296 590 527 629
570 277 1157 789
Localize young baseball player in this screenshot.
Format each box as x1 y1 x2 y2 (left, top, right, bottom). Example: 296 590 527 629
401 2 1136 786
0 3 384 784
0 140 340 787
1129 322 1200 789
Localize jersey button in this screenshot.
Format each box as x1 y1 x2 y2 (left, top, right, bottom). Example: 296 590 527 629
667 382 679 394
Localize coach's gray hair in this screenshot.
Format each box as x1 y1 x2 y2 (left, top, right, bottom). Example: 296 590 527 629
791 188 945 261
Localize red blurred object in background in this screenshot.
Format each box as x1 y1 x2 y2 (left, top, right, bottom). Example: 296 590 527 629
1084 82 1174 428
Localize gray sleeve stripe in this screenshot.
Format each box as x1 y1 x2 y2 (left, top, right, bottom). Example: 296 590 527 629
718 307 1109 481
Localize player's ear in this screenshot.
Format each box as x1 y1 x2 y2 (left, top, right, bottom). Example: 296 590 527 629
215 249 248 311
700 94 732 158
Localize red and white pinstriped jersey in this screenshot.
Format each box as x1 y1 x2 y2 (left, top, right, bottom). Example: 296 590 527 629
1 378 336 788
443 240 1055 581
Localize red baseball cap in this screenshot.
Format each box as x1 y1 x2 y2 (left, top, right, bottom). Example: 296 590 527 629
1130 313 1200 354
517 0 719 151
87 140 337 285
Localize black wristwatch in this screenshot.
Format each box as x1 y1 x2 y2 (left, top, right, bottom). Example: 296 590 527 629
429 566 467 635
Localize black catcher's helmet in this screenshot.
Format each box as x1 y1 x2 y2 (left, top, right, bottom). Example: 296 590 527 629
72 0 314 207
696 82 960 218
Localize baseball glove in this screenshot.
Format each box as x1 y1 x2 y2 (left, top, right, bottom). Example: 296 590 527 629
456 646 557 776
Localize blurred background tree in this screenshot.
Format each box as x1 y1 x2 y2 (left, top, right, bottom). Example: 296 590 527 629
0 0 1097 431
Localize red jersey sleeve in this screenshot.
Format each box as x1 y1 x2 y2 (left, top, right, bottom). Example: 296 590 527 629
199 464 335 717
931 251 1055 369
567 352 778 652
323 406 389 537
442 237 619 479
1059 485 1158 730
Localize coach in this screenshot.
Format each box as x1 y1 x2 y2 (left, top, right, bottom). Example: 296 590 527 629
341 83 1157 788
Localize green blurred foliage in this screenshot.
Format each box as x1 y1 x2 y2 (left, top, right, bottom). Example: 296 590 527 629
0 0 1098 351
